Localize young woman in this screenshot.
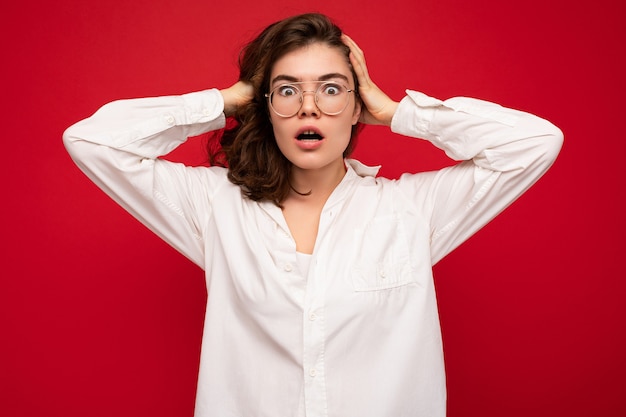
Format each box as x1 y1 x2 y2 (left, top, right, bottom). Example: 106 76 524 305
64 13 563 417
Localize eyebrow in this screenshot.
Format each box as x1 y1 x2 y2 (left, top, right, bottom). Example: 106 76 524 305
271 72 350 86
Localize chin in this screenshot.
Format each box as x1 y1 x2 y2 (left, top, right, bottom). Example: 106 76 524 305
289 155 345 172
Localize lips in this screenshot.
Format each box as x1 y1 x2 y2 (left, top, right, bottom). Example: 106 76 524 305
296 127 324 141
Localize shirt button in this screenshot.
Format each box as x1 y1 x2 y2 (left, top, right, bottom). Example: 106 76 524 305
309 368 317 377
164 115 175 125
379 270 386 279
202 108 211 116
309 313 317 321
284 263 293 272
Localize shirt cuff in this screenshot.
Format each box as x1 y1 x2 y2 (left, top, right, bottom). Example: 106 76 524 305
390 90 441 139
180 88 227 128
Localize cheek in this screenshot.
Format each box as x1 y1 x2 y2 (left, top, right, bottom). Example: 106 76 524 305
272 121 287 139
270 121 292 152
268 114 281 134
329 121 354 149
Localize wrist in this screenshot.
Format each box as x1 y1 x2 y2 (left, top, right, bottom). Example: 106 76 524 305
383 101 400 126
220 88 236 117
220 81 254 118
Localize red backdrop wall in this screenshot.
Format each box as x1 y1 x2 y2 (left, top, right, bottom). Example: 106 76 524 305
2 0 624 416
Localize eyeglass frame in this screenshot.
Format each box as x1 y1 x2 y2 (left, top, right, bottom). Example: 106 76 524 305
264 81 356 118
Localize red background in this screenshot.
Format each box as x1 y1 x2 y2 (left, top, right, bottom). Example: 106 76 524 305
2 0 625 416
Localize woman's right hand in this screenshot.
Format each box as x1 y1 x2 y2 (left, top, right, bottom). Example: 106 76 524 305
220 81 254 117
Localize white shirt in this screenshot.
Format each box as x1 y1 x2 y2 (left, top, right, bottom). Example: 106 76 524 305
63 88 562 417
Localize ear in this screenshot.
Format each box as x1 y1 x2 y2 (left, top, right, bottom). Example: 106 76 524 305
351 97 362 125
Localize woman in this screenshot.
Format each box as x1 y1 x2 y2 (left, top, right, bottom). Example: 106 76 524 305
64 12 563 417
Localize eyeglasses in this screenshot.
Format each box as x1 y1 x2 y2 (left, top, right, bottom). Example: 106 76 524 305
265 81 355 118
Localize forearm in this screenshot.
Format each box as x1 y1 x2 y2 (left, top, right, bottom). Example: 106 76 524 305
63 89 227 160
391 90 563 172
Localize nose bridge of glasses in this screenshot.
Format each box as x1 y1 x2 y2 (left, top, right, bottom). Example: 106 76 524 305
299 86 321 111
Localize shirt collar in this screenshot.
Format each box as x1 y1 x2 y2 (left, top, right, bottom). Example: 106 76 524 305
257 158 381 222
345 158 381 178
318 159 380 211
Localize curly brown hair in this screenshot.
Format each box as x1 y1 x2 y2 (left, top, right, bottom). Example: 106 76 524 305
208 13 362 206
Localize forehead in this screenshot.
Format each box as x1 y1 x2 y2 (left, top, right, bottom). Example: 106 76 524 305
270 43 352 84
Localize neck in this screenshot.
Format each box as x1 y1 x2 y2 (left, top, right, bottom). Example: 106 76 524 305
288 159 346 202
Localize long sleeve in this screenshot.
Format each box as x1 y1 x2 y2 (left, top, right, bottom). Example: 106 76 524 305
390 90 564 264
63 89 228 268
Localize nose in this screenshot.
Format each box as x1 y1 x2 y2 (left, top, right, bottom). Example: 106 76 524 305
298 90 321 118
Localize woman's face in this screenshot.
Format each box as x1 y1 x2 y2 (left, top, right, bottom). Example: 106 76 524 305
268 43 361 174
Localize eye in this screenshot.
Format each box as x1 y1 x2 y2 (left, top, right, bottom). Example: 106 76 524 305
277 85 299 97
321 83 343 96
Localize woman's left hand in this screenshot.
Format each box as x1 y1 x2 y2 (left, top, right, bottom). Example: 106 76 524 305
342 34 399 126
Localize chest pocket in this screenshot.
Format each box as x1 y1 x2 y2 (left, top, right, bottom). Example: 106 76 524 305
351 215 414 291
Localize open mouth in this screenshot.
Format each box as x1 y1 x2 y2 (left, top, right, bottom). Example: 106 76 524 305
297 133 323 140
296 129 324 141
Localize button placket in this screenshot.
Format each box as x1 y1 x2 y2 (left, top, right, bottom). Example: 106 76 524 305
301 255 328 417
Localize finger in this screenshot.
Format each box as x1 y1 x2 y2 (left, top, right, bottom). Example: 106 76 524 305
342 34 363 58
342 34 370 86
